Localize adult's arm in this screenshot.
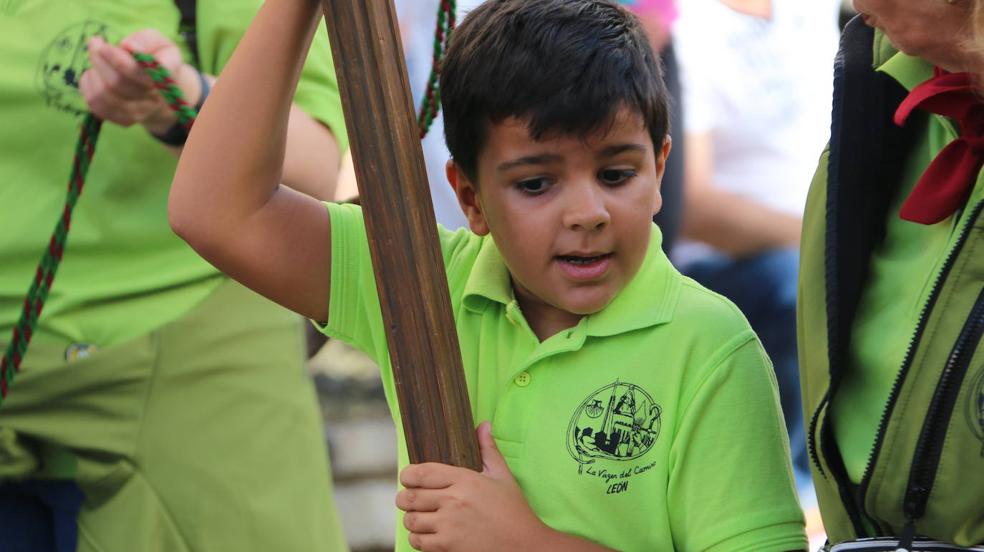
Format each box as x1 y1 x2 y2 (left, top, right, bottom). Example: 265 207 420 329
169 0 332 321
680 132 802 258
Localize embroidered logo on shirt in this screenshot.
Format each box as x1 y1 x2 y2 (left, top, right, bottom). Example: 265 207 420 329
567 380 661 471
37 21 117 116
967 366 984 456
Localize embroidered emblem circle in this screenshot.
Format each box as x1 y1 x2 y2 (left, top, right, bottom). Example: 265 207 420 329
36 21 117 116
567 380 661 465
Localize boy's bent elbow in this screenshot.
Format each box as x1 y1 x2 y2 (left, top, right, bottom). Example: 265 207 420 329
168 183 214 255
168 203 227 273
168 186 192 239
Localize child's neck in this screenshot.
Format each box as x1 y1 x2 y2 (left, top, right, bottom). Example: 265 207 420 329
515 294 584 342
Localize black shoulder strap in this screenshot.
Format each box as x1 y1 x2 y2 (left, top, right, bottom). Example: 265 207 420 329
825 15 918 391
820 14 921 536
174 0 201 69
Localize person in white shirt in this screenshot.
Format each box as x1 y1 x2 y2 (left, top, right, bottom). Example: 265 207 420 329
673 0 841 491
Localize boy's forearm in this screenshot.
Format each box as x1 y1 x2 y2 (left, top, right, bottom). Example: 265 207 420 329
162 67 340 201
171 0 323 236
169 0 335 321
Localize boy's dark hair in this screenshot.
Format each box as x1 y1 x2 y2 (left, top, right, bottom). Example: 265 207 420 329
440 0 670 182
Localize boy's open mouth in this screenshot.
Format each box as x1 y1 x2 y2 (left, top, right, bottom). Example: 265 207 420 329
556 253 614 281
557 253 612 265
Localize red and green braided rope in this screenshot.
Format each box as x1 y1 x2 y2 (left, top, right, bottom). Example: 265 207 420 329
134 52 197 131
418 0 456 138
0 53 194 405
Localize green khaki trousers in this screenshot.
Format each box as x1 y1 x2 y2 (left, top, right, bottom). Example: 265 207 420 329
0 279 347 551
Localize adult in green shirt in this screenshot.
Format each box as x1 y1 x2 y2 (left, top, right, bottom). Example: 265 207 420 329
799 0 984 548
0 2 348 550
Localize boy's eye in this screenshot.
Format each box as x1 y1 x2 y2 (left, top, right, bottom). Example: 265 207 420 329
598 168 636 186
516 177 551 195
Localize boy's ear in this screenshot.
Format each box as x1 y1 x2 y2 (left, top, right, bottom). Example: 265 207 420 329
654 135 672 184
652 135 673 216
447 160 490 235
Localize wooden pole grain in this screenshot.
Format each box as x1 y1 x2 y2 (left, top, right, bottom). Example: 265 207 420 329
319 0 481 470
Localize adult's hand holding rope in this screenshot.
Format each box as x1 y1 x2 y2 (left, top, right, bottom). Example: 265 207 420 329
82 31 203 138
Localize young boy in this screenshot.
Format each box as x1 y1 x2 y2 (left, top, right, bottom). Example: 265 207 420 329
170 0 807 549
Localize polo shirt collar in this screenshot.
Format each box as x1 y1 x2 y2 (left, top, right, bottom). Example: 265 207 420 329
461 225 680 337
462 236 514 310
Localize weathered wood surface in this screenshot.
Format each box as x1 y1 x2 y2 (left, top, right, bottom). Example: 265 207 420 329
319 0 481 470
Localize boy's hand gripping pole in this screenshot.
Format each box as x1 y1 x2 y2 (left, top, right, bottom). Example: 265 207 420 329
319 1 482 470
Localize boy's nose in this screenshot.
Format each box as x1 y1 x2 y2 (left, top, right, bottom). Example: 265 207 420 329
563 187 611 231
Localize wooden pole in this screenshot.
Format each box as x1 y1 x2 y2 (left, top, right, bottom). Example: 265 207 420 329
319 0 481 470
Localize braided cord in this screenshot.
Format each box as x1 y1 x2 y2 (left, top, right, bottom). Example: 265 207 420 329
0 54 193 406
133 52 196 131
417 0 456 138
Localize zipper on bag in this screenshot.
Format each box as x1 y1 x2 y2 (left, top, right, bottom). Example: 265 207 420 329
900 285 984 540
852 200 984 533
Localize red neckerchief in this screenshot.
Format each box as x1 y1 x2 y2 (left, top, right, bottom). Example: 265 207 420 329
894 67 984 225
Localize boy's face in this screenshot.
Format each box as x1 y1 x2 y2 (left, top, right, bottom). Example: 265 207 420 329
450 108 671 335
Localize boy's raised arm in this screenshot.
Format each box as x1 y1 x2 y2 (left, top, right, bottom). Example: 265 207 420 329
169 0 332 321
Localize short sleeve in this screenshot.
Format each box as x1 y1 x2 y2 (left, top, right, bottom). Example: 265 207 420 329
318 202 387 363
668 334 807 552
316 203 475 365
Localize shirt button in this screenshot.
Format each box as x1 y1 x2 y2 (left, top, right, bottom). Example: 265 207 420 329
514 372 531 387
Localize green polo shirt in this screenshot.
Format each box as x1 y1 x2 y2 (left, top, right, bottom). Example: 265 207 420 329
831 49 984 483
0 0 347 347
321 203 807 551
